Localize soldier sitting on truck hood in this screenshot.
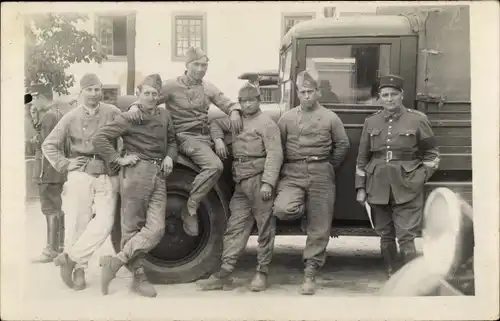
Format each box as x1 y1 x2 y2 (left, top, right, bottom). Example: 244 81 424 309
196 82 283 292
355 74 441 278
273 69 350 295
124 47 243 237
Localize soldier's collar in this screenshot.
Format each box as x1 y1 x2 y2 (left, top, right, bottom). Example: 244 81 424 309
242 109 262 119
382 106 404 121
181 72 203 86
80 103 100 116
131 102 160 116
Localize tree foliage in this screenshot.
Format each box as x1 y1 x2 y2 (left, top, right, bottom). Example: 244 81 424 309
24 13 107 95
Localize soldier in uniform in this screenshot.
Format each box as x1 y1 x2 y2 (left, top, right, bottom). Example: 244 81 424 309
42 74 122 291
93 74 178 298
196 82 283 292
124 47 243 237
273 70 350 295
28 83 67 263
355 74 440 278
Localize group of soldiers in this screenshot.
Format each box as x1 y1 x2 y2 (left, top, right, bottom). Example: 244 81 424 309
26 46 440 298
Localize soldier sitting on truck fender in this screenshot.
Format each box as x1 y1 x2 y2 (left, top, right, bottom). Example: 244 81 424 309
196 82 283 292
92 74 178 298
123 47 243 237
355 74 440 278
272 70 350 295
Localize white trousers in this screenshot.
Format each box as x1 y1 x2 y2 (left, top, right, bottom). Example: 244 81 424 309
63 171 119 269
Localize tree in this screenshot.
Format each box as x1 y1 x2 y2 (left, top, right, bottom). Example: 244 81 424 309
24 13 107 95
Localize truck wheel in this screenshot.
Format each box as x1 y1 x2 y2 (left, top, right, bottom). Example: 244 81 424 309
111 168 228 284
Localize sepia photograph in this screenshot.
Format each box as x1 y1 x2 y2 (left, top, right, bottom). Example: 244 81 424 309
1 1 499 320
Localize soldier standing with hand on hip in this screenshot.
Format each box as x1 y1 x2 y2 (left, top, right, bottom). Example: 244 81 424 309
196 82 283 292
355 75 440 278
93 74 178 298
273 70 350 295
125 47 243 237
42 73 121 291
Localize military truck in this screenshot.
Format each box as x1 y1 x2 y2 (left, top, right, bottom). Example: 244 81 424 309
113 4 472 284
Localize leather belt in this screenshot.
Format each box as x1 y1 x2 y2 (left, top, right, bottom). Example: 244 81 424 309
233 156 265 163
373 150 416 162
71 153 104 161
141 157 163 166
287 156 329 164
185 126 210 136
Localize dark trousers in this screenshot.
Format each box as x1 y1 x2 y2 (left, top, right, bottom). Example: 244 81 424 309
370 190 424 254
273 161 335 277
221 174 276 274
117 161 167 269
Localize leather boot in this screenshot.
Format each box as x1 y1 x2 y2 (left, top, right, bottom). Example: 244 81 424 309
181 206 199 236
249 272 268 292
131 267 157 298
299 276 316 295
196 269 233 291
53 252 76 289
99 255 124 295
58 213 65 254
381 240 398 278
73 268 86 291
32 216 59 263
400 241 418 265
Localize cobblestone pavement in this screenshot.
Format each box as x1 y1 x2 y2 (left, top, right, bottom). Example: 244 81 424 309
21 200 423 300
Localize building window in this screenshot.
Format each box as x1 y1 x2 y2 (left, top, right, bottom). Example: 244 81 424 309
96 15 128 57
282 13 316 37
102 85 120 106
260 87 278 104
172 13 206 60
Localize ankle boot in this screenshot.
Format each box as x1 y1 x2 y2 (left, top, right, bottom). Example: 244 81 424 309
131 268 157 297
73 268 86 291
32 216 59 263
54 252 76 289
181 206 199 236
400 241 418 265
299 276 316 295
196 269 233 291
99 255 124 295
249 272 268 292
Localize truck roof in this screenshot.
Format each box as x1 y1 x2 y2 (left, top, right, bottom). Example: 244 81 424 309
281 15 416 48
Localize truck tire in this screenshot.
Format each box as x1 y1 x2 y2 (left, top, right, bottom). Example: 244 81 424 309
111 168 228 284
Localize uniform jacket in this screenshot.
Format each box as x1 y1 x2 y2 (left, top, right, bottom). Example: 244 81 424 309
210 111 283 187
32 102 68 184
158 73 241 144
42 103 121 176
277 103 350 168
92 104 178 164
355 106 440 205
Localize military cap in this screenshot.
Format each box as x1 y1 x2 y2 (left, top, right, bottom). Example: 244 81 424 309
185 47 209 66
238 82 261 99
296 69 320 89
139 74 162 92
80 73 102 89
379 74 404 92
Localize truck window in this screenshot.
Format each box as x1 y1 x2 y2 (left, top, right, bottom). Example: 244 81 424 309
279 47 293 107
305 44 391 105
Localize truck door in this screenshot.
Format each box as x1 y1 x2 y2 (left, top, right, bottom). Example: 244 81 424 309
295 37 409 223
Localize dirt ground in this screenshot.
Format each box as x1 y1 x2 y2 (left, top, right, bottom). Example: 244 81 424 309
21 201 422 300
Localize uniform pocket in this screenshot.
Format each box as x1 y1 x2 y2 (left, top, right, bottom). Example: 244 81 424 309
368 128 382 151
396 129 417 147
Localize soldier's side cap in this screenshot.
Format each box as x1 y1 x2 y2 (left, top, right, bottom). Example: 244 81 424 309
296 69 320 89
185 47 209 66
80 73 102 89
238 82 261 99
140 74 162 92
379 74 404 91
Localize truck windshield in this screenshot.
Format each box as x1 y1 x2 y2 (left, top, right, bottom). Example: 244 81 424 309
305 44 391 105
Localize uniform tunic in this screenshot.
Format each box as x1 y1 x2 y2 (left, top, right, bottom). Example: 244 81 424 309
273 103 350 275
209 111 283 273
355 107 440 247
157 73 241 208
92 106 178 268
